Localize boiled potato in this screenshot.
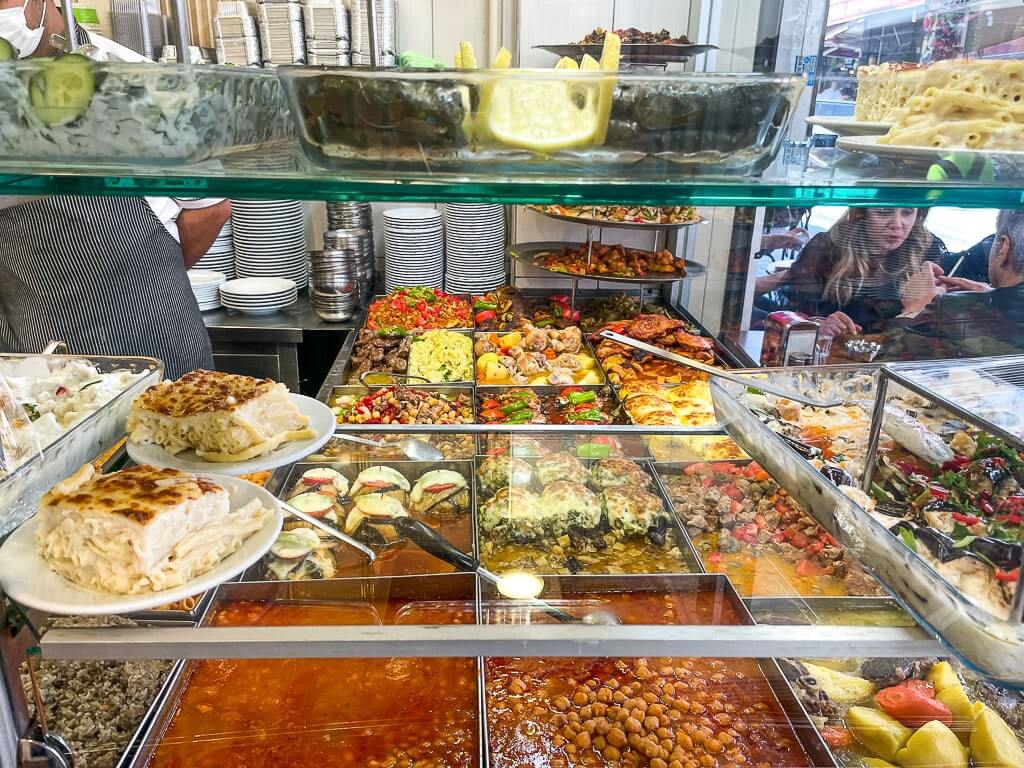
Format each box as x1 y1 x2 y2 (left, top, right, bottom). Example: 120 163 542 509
477 351 499 371
848 706 912 761
498 331 522 350
926 662 959 693
484 360 508 382
576 370 602 385
528 373 549 385
935 683 974 745
971 705 1024 768
577 355 596 370
864 760 898 768
895 721 967 768
802 662 875 705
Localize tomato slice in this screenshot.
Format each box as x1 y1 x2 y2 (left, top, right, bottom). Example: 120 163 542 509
821 726 852 749
875 681 952 727
424 482 456 493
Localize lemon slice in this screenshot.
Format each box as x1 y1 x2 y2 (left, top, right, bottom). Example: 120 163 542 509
492 47 512 68
486 78 599 152
555 56 579 70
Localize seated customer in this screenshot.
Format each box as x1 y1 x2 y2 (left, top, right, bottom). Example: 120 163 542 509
777 208 947 337
889 210 1024 359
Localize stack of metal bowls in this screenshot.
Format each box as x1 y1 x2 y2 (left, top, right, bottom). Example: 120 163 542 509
309 248 360 322
327 201 372 230
324 226 375 302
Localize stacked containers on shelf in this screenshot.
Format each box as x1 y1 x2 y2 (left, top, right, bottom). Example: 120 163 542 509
326 201 375 298
215 1 261 66
443 203 506 293
231 199 309 289
258 0 306 66
382 207 443 292
308 248 360 321
301 0 350 65
347 0 395 65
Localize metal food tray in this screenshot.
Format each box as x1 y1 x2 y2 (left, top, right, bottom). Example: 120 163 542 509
242 458 479 582
479 574 837 768
526 205 707 231
0 352 162 538
536 42 719 63
342 328 476 385
119 574 484 768
474 455 703 576
0 63 291 165
363 293 476 333
510 241 706 284
710 370 1024 686
329 383 478 424
744 596 915 627
474 331 607 388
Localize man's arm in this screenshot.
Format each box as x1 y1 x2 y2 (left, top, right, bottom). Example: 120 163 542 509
176 200 232 268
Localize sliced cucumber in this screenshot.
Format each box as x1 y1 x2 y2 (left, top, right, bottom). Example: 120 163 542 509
0 38 16 62
30 54 95 126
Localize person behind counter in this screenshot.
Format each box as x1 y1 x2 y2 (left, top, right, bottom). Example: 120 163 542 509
0 0 229 378
774 207 948 338
889 210 1024 359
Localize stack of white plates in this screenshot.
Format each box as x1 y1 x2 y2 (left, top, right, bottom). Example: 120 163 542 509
302 0 350 65
193 220 235 277
231 200 309 289
215 1 261 66
444 204 506 293
189 270 227 312
383 208 443 292
220 278 298 315
349 0 395 66
258 0 306 66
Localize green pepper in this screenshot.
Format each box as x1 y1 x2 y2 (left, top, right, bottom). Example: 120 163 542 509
473 299 498 311
567 390 596 405
506 409 535 423
577 443 612 459
870 482 894 502
501 400 528 415
569 408 603 422
534 317 555 327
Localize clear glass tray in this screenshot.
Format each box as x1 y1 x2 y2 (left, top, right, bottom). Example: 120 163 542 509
0 61 291 165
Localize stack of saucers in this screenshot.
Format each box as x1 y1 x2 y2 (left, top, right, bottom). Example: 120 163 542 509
302 0 349 65
193 220 235 277
219 277 298 316
188 270 227 312
383 208 443 292
258 0 306 66
231 199 308 289
444 203 506 293
349 0 395 66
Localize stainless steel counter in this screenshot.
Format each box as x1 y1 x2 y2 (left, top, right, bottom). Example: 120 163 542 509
202 293 361 392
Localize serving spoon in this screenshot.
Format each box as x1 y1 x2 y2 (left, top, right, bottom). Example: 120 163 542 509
280 500 377 562
599 329 844 408
332 433 445 462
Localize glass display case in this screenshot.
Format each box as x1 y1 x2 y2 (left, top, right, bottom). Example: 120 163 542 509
1 1 1024 767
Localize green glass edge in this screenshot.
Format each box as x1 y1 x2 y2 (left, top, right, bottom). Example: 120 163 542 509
4 171 1024 207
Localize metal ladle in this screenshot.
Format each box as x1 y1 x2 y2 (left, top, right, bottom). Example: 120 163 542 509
332 433 444 462
599 329 844 408
391 517 619 626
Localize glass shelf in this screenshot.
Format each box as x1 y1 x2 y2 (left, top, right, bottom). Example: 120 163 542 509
3 144 1023 207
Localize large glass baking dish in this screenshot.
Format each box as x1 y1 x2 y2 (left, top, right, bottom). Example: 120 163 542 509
0 352 161 537
0 61 291 165
279 67 805 178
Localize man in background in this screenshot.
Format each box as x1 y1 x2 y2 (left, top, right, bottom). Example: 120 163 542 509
0 0 229 378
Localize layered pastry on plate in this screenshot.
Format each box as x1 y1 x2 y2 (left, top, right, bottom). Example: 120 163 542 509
36 464 272 595
127 370 322 465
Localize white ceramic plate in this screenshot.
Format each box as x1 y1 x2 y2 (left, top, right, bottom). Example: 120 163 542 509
806 115 893 136
220 277 296 296
836 134 1024 166
0 475 283 615
127 394 335 476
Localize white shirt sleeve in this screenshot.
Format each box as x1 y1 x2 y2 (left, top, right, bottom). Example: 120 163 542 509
146 197 227 242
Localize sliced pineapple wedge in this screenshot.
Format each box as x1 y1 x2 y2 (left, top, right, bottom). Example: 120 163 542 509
555 56 579 70
579 53 600 70
492 47 512 68
593 30 620 144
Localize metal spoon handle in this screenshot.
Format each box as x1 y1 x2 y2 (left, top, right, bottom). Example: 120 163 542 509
281 501 377 562
598 330 843 408
331 432 385 447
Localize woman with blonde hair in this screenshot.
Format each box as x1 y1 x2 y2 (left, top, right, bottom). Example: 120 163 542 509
779 208 948 337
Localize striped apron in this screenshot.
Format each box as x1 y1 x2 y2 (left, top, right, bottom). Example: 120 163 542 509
0 196 213 378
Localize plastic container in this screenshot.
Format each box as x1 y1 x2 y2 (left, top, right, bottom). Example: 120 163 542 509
279 67 805 177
